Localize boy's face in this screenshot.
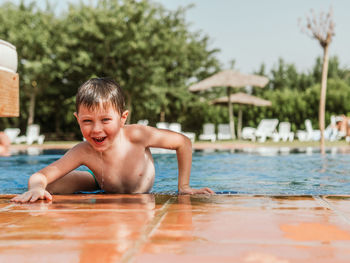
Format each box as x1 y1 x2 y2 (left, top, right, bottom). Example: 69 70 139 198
74 103 128 152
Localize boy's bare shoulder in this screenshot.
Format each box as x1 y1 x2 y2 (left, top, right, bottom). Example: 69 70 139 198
68 141 94 155
124 124 153 143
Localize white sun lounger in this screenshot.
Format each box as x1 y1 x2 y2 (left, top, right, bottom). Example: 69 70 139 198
272 122 294 142
15 124 45 145
4 128 20 143
199 123 216 142
217 124 232 140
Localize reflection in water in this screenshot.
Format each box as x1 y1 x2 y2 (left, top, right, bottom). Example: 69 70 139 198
3 194 196 262
144 195 194 254
78 195 157 262
281 222 350 241
7 195 156 262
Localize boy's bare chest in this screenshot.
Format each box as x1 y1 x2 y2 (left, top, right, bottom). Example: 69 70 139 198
89 148 146 176
86 147 154 193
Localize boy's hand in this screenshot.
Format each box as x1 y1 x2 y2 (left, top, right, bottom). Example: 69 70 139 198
11 188 52 203
179 186 215 195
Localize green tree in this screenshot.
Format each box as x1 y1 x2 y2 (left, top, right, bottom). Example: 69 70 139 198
0 2 62 134
60 0 220 126
0 0 220 138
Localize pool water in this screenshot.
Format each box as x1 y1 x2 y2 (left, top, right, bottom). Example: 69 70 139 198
1 150 350 195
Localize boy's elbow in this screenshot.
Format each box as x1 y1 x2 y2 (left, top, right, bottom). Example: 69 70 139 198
179 134 192 150
185 135 192 147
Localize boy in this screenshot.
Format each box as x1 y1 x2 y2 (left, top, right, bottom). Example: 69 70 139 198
12 78 214 203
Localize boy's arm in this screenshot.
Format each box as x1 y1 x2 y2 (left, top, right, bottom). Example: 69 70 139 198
11 144 85 203
10 171 53 203
175 135 214 194
130 125 214 195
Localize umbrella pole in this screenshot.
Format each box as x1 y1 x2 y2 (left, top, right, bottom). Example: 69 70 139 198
227 87 236 139
238 105 242 139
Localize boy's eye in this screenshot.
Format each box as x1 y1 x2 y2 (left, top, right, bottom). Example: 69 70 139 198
82 120 92 123
102 118 111 122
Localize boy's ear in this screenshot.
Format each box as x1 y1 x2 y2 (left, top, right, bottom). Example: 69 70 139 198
74 112 79 121
121 110 129 124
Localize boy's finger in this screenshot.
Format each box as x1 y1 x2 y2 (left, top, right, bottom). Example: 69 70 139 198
11 196 24 203
200 187 212 194
29 193 39 203
198 188 214 195
205 187 215 194
19 192 32 203
10 195 20 202
44 191 52 201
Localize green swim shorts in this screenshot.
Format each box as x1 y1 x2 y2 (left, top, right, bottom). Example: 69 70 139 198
87 170 100 189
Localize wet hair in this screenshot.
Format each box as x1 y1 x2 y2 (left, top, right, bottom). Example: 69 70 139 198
76 78 125 114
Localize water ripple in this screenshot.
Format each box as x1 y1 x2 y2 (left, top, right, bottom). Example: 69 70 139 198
1 151 350 195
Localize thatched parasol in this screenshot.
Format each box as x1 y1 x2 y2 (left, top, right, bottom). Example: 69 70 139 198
189 70 269 139
212 92 271 139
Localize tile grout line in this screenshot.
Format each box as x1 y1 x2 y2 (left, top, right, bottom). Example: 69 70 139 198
120 196 176 263
313 195 350 224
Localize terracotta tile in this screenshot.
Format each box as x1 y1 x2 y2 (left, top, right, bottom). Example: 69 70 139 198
140 195 350 261
324 196 350 217
0 196 13 209
7 194 170 211
281 222 350 241
0 194 172 262
0 241 129 263
136 243 350 263
0 209 156 241
0 195 14 200
1 194 350 262
155 196 336 242
168 195 321 212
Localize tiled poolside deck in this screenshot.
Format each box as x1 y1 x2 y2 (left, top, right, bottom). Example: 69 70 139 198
1 194 350 262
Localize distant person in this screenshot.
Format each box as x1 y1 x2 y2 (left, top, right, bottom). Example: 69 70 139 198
0 131 11 157
12 78 214 203
335 115 349 137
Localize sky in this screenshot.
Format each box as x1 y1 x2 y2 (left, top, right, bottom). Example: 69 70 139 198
2 0 349 74
157 0 349 74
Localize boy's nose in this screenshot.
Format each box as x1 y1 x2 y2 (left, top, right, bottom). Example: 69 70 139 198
91 122 103 133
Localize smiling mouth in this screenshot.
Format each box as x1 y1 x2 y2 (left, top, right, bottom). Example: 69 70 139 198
93 137 106 143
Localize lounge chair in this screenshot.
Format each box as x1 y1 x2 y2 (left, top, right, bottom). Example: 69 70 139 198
217 124 232 140
137 119 149 126
169 123 181 133
305 119 321 141
297 119 320 141
15 124 45 145
199 123 216 142
245 119 278 142
156 122 169 130
169 122 195 143
241 127 256 141
272 122 294 142
4 128 20 143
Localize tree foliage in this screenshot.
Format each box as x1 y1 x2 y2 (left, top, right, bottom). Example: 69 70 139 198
0 0 220 138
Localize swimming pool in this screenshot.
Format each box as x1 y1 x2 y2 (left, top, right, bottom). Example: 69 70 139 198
1 149 350 195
